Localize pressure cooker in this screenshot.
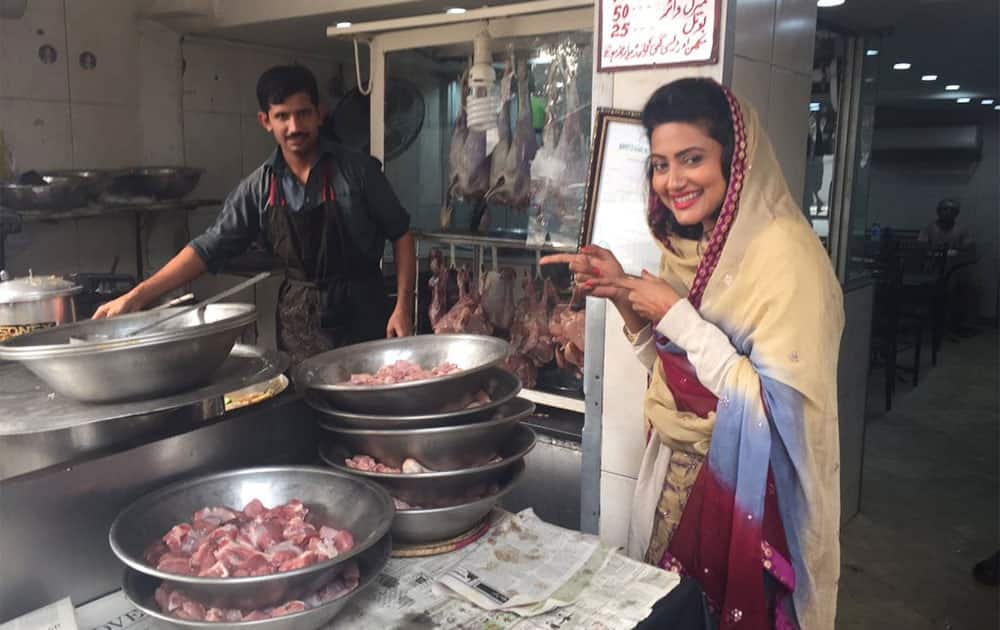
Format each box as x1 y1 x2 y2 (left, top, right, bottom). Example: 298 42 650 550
0 271 82 342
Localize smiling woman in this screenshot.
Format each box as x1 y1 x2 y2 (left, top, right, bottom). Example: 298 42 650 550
542 78 844 629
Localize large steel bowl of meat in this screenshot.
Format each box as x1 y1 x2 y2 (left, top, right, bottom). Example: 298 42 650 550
293 334 510 415
0 303 255 402
109 466 394 612
308 366 521 429
391 461 524 544
318 397 534 470
319 424 535 507
105 167 205 201
121 533 391 628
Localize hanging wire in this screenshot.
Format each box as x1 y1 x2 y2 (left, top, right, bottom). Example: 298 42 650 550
353 38 372 96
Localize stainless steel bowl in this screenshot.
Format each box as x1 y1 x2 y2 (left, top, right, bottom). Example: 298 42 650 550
306 366 521 429
40 169 119 201
318 398 534 470
105 167 205 201
122 533 391 629
294 334 510 415
392 462 523 544
318 424 536 507
0 303 256 402
0 175 90 210
110 466 394 610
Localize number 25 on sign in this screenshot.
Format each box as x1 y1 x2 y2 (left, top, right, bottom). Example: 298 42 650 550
611 3 630 37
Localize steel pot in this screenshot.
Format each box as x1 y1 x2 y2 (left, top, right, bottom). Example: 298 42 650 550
0 274 81 341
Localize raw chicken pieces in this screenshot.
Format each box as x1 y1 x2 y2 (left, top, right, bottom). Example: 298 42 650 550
142 499 354 578
153 561 360 622
348 360 461 385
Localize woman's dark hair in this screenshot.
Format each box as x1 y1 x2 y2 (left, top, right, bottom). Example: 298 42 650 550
256 65 319 114
641 78 735 241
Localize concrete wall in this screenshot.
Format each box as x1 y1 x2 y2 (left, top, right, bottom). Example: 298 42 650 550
729 0 818 201
867 114 1000 319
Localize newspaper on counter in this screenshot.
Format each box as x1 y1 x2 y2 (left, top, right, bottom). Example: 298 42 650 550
1 598 78 630
329 509 679 629
434 509 601 613
74 591 153 630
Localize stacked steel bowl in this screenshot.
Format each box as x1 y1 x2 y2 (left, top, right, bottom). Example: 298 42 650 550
109 466 394 629
294 334 535 545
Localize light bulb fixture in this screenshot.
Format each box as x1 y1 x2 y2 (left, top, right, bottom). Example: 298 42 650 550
921 74 937 81
335 21 352 28
892 62 911 70
445 7 467 14
956 98 971 103
817 0 845 7
982 99 994 105
945 84 960 91
866 49 879 56
809 102 821 112
465 28 498 133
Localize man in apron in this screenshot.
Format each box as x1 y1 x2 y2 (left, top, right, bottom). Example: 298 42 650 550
94 66 415 364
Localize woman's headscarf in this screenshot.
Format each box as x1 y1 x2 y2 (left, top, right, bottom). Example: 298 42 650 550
645 84 844 629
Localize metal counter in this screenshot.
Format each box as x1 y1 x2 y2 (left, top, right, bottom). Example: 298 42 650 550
0 346 322 621
502 404 584 531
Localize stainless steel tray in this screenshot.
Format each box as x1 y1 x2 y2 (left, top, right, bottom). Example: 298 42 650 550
0 344 287 481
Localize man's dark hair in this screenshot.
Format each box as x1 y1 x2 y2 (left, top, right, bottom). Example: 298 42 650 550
256 65 319 114
937 198 960 212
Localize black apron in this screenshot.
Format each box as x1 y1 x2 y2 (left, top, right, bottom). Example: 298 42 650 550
264 164 389 365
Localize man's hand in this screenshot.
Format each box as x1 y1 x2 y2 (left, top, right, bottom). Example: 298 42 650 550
92 290 146 319
386 304 413 337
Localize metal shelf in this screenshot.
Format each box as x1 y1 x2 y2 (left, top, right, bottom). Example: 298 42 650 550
414 230 578 253
520 387 585 414
14 198 220 222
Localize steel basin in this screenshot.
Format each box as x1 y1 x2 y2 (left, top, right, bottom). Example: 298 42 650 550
293 334 510 415
122 533 391 629
318 424 535 507
306 366 521 429
105 167 204 201
318 398 534 470
110 466 394 611
40 169 119 201
392 462 524 544
0 303 256 402
0 175 90 210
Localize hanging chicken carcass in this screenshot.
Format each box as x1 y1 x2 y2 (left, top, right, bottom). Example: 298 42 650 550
427 249 450 329
479 267 516 333
442 67 492 229
478 59 539 232
509 275 556 366
549 288 585 376
433 268 493 336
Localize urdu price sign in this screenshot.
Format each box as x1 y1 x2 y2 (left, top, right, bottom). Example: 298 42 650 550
598 0 720 72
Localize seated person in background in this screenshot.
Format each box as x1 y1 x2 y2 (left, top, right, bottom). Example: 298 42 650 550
919 198 978 335
918 198 975 255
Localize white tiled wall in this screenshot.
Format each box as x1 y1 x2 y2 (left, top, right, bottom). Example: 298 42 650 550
729 0 817 200
1 2 341 288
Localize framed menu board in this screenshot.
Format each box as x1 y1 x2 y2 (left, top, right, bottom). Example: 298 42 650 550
598 0 721 72
579 109 660 276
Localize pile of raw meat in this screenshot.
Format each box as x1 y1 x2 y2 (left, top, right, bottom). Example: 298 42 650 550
348 360 461 385
345 455 433 474
153 561 359 622
428 256 584 388
143 499 355 578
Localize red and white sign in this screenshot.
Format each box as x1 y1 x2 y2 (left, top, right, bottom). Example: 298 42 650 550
598 0 720 72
